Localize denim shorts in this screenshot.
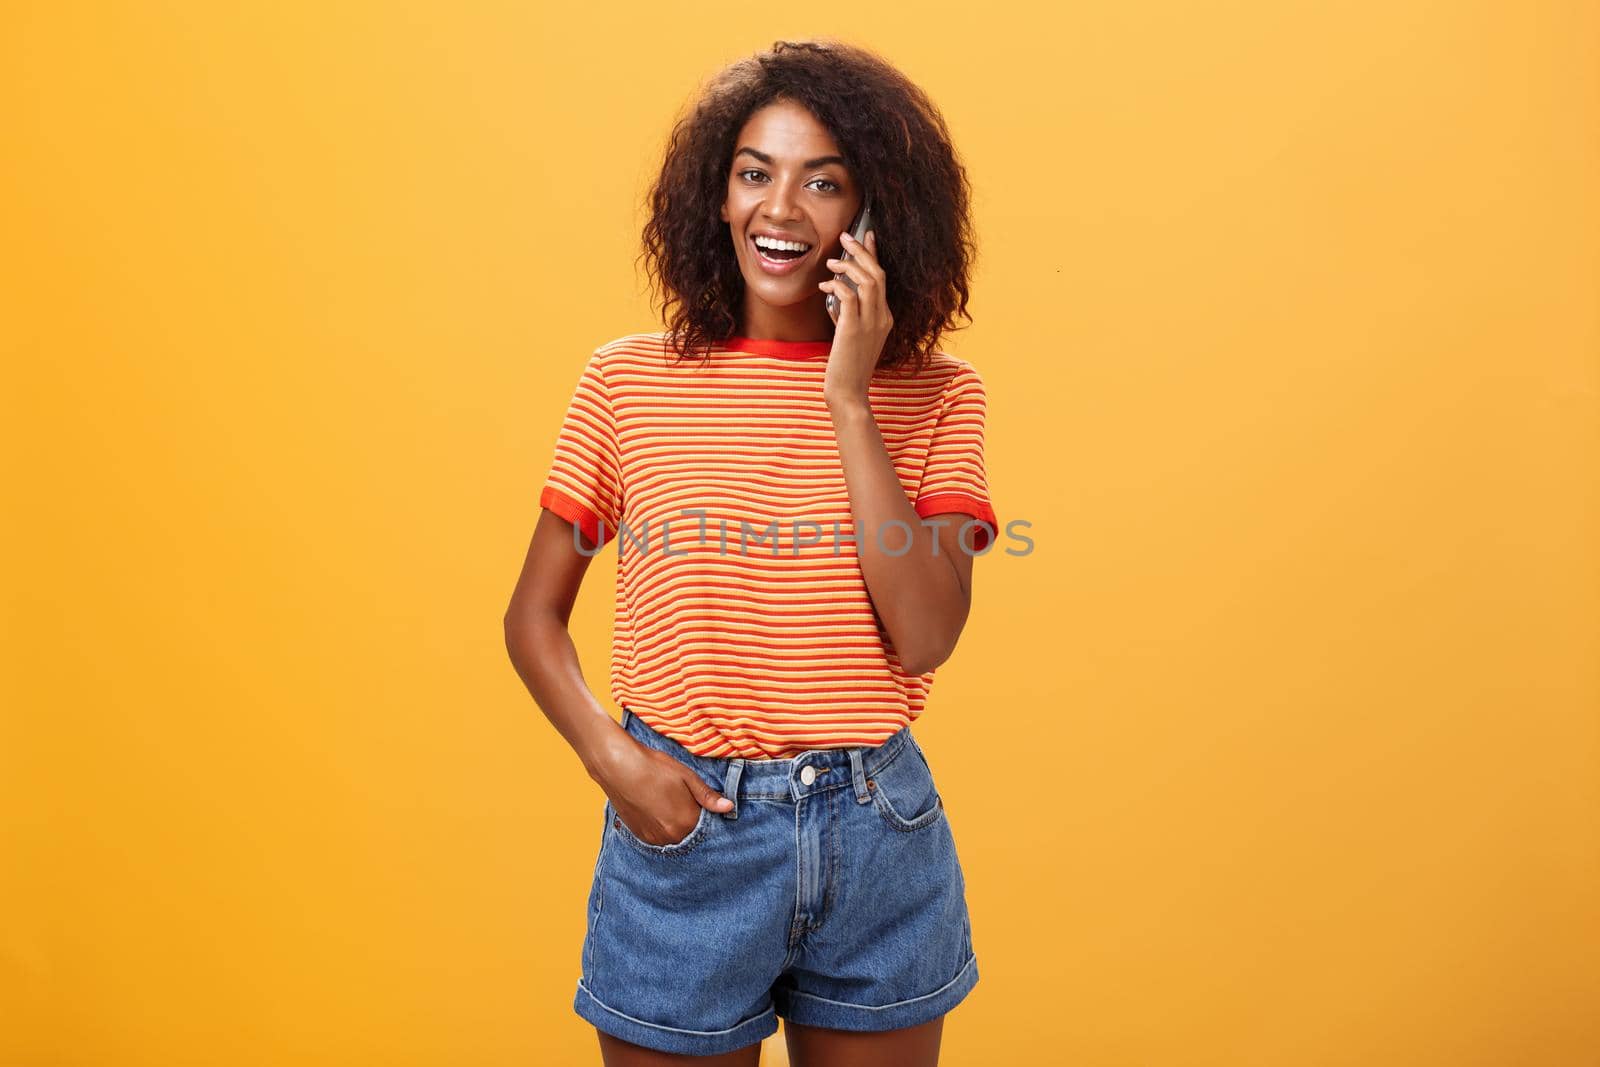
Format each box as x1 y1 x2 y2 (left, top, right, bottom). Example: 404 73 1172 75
572 705 980 1056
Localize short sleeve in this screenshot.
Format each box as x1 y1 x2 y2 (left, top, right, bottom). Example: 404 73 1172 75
538 351 624 546
912 364 998 551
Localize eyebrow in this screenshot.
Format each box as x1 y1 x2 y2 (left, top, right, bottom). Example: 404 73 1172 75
734 146 848 169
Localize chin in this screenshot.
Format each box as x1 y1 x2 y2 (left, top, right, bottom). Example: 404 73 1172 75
749 289 824 311
744 275 815 304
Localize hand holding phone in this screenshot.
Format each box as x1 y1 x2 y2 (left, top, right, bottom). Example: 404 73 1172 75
825 197 875 322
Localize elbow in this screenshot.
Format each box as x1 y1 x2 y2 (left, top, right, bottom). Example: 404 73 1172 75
885 591 971 676
505 599 570 661
504 605 556 686
504 587 544 637
904 588 973 676
900 636 956 679
503 599 539 654
909 617 969 676
503 609 524 661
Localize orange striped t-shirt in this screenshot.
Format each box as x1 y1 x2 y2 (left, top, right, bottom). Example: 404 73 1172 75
537 330 997 759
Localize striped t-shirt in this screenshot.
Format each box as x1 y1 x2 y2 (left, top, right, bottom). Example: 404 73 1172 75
538 330 997 759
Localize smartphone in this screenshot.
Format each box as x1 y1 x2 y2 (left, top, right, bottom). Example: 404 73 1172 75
825 197 875 322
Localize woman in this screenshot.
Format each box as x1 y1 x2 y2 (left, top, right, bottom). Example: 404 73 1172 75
504 38 996 1066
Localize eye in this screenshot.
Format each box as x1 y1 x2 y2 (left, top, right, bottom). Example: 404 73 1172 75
737 169 841 193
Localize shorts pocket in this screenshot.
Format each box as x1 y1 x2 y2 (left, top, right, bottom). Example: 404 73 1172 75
867 735 945 833
607 798 712 856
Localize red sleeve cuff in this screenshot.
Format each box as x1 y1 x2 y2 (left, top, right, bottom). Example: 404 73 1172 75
539 485 613 549
913 492 998 552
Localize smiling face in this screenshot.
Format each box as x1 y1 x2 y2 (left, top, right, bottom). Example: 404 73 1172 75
719 99 863 340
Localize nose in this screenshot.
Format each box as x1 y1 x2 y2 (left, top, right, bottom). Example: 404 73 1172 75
761 179 803 223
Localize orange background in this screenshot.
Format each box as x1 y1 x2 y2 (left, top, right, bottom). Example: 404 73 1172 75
4 2 1597 1064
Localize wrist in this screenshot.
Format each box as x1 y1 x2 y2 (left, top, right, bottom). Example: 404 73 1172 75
577 718 639 786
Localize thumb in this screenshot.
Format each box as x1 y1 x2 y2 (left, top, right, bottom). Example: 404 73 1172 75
686 774 735 812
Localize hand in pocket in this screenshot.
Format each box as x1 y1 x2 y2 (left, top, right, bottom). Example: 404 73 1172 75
603 741 731 846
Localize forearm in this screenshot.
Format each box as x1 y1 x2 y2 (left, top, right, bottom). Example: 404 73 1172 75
503 608 633 784
828 397 968 675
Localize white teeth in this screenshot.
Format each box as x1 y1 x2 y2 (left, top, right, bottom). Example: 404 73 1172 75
753 235 811 253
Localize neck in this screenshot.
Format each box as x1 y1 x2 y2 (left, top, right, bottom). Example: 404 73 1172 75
738 297 836 343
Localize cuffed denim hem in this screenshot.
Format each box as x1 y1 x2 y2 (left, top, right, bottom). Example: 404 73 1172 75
773 953 979 1032
573 978 778 1056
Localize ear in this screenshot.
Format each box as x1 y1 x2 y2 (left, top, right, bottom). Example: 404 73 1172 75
719 199 728 224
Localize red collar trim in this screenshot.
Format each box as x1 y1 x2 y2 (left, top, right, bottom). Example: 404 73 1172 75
721 335 833 360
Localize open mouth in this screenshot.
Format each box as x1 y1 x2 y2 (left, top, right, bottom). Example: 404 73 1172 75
749 235 813 274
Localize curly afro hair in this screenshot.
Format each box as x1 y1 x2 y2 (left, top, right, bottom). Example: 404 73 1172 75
637 38 977 377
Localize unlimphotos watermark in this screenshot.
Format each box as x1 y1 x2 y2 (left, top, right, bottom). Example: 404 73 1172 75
570 508 1034 558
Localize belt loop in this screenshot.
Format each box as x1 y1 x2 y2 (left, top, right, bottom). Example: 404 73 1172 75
848 748 871 804
721 758 745 819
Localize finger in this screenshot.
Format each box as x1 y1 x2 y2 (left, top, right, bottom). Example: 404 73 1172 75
686 773 733 811
822 275 882 329
823 254 870 287
819 278 859 318
824 257 877 298
841 231 886 283
821 281 842 325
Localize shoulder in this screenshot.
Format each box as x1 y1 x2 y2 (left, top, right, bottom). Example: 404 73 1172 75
577 331 677 385
915 349 986 400
592 330 673 360
589 330 689 374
